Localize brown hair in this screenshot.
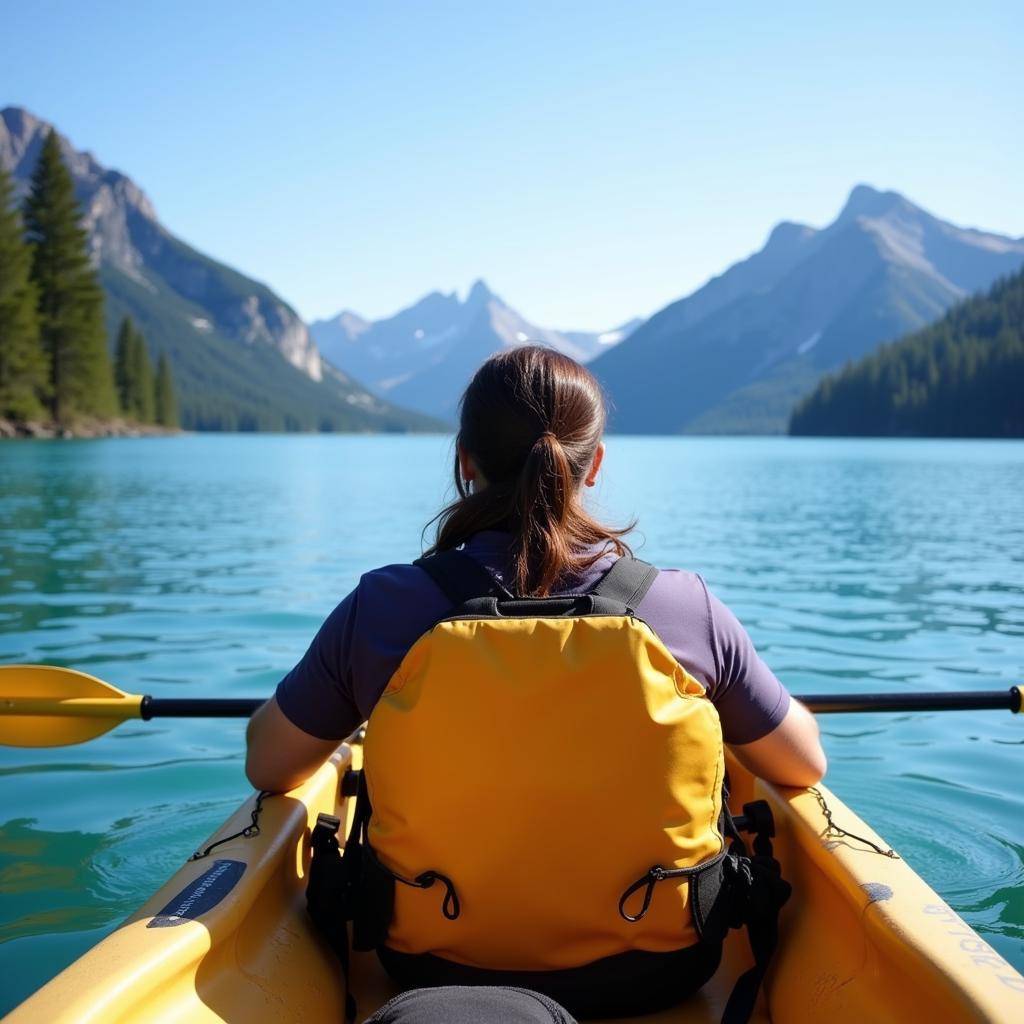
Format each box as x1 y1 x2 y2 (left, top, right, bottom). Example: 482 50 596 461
426 345 632 596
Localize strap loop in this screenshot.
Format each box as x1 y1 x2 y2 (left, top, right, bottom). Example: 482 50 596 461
402 870 462 920
618 866 661 922
618 857 725 923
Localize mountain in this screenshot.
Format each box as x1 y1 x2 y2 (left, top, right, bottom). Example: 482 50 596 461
590 185 1024 434
559 318 644 361
0 107 437 431
311 283 640 422
789 269 1023 437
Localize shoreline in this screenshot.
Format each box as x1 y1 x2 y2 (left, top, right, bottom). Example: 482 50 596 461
0 417 182 440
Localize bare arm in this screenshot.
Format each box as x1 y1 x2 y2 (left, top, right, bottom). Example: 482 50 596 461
728 698 826 788
245 696 342 792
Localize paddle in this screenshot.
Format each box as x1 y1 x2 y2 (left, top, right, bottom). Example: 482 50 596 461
0 664 1020 747
0 665 262 748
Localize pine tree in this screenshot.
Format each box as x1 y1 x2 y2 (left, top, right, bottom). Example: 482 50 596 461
0 162 46 421
23 129 115 424
114 316 158 422
154 352 178 428
131 326 155 422
790 270 1024 438
114 316 136 415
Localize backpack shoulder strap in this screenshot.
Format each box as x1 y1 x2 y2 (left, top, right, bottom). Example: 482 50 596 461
590 555 659 612
414 549 512 607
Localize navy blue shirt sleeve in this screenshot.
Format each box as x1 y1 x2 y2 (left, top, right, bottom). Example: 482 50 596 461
275 588 361 740
274 563 453 740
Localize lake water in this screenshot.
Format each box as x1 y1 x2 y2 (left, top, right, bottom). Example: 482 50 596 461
0 434 1022 1011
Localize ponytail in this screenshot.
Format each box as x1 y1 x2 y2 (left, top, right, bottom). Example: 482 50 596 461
426 347 632 597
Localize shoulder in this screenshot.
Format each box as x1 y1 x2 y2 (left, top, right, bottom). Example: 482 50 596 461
301 561 452 658
643 566 711 602
636 565 714 629
638 565 755 660
357 560 439 596
632 565 727 692
346 560 451 626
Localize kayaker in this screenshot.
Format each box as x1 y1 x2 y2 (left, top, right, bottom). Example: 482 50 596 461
245 345 826 1018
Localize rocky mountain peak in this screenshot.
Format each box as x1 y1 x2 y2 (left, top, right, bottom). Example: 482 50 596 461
590 183 1024 435
465 278 494 307
0 106 43 167
0 105 323 383
837 184 914 225
3 107 150 209
335 310 371 338
311 278 638 421
765 220 816 252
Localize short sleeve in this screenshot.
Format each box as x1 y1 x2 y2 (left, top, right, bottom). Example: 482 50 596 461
274 589 362 741
702 583 791 745
273 562 455 740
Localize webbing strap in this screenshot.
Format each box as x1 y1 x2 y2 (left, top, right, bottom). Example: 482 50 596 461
590 556 659 611
414 550 512 607
416 550 657 611
307 836 349 1015
719 807 791 1024
721 903 782 1024
306 772 376 1024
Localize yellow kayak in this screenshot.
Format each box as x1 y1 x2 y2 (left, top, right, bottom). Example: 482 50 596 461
4 745 1023 1024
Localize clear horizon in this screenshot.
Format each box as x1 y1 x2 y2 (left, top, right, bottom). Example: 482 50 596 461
4 1 1022 331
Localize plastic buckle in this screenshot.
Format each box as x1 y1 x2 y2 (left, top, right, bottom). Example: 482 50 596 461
313 812 341 837
741 800 775 838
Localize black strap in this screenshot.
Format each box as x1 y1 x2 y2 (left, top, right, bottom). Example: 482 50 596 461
342 770 373 871
719 803 791 1024
308 818 356 1023
719 850 790 1024
590 556 659 612
417 550 657 612
414 549 512 606
307 772 373 1024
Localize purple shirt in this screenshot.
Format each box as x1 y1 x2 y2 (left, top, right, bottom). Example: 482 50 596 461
276 531 790 745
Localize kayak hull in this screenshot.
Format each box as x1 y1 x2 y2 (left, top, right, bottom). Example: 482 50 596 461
4 748 1022 1023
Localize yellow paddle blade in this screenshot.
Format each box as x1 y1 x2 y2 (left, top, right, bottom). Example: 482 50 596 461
0 665 144 747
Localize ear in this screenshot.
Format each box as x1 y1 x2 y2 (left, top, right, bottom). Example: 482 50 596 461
457 444 477 483
584 442 605 487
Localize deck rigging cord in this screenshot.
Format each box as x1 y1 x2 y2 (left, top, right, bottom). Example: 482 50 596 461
189 790 271 861
810 786 899 858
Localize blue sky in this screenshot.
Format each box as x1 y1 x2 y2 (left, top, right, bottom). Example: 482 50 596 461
4 1 1022 329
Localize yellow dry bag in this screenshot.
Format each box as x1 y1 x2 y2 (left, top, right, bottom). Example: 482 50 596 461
365 551 727 968
307 551 791 1024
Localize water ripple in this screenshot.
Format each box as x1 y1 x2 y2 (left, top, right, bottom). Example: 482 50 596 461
1 434 1022 1009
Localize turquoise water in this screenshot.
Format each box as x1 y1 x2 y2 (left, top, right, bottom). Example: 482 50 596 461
0 434 1022 1010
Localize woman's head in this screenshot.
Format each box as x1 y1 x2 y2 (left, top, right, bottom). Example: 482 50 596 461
427 345 632 596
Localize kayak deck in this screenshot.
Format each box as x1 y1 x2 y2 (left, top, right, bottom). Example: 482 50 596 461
5 745 1023 1023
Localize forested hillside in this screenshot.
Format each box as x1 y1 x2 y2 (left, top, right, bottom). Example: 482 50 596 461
1 107 439 434
590 186 1024 434
789 271 1023 437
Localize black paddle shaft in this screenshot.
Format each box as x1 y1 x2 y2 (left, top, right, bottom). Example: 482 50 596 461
799 688 1021 714
137 687 1021 719
140 697 264 719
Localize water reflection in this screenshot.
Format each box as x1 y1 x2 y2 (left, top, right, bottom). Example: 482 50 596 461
0 819 120 942
0 434 1022 998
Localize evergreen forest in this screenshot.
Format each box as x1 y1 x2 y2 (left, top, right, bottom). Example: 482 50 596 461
0 132 177 432
789 270 1024 438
